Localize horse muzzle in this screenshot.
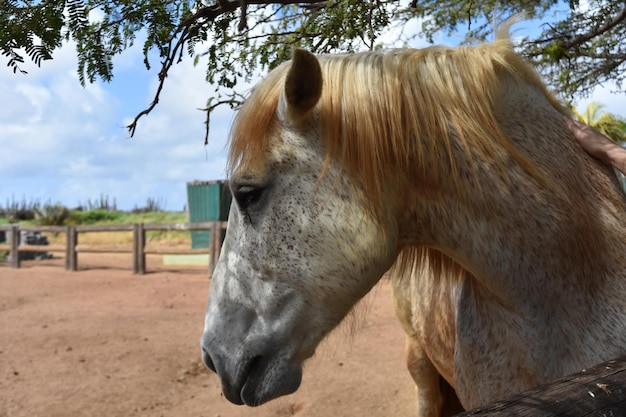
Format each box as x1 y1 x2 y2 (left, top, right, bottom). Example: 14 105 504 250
201 333 303 406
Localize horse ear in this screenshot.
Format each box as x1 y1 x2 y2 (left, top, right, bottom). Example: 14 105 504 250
284 49 322 119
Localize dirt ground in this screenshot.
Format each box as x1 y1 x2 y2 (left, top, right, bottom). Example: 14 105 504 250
0 253 416 417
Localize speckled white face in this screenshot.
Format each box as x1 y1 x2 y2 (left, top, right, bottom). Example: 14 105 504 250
200 105 400 406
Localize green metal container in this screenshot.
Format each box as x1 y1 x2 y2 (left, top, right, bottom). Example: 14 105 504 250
186 180 232 249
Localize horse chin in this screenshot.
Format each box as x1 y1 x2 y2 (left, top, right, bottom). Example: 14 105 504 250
241 363 302 406
221 356 303 407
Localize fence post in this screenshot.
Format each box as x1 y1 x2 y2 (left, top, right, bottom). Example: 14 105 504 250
138 223 145 274
209 222 224 276
65 226 71 270
68 226 78 271
132 223 146 274
10 225 20 268
132 224 138 273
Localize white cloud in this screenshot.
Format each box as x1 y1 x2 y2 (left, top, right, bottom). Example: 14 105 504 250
0 39 234 211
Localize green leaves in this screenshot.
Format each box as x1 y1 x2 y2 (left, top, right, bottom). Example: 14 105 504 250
1 0 64 74
522 1 626 100
407 0 557 43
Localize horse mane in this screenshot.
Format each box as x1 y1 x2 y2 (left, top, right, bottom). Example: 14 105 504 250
228 29 568 280
229 30 567 199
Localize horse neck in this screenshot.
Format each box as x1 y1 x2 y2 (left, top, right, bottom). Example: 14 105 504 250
398 88 626 308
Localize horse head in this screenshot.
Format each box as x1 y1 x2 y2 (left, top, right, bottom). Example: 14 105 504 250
201 49 400 406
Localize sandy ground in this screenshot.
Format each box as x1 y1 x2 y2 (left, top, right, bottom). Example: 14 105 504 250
0 253 416 417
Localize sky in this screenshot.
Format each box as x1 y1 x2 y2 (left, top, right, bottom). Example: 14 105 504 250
1 15 625 212
0 38 234 212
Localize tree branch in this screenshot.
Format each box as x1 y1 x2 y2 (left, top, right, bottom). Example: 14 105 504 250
238 0 249 31
126 0 328 137
127 25 191 136
562 4 626 50
202 95 246 145
179 0 325 29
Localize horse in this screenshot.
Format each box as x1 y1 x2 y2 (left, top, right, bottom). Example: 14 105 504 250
200 29 626 416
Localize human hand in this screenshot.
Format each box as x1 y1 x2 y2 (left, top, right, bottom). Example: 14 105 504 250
563 116 613 156
564 116 626 175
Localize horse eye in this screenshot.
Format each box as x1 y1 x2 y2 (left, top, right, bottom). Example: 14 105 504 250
234 185 265 210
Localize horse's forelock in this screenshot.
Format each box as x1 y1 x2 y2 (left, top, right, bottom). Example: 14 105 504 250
227 64 289 176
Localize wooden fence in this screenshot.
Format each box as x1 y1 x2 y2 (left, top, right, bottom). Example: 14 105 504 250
0 222 227 274
458 355 626 416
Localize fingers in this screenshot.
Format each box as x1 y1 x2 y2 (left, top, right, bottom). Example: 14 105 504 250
563 116 584 139
563 116 598 140
563 116 583 132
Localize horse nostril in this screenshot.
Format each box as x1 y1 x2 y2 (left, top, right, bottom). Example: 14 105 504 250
202 347 217 373
247 355 263 376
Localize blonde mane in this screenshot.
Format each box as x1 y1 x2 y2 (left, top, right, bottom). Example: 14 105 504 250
229 36 566 202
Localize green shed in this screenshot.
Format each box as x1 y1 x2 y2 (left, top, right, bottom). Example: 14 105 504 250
186 180 232 249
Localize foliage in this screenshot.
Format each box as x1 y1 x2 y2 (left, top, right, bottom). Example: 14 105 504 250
0 195 176 223
522 1 626 99
7 209 35 223
66 208 186 225
1 0 64 74
120 210 187 224
2 1 625 138
3 196 41 222
131 197 167 213
571 101 626 191
68 208 125 224
75 194 118 211
34 202 71 226
571 102 626 143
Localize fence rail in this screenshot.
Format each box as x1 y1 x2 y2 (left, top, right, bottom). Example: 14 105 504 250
0 222 227 274
458 355 626 416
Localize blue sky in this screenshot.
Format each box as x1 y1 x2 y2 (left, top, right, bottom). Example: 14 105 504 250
1 15 625 212
0 39 235 211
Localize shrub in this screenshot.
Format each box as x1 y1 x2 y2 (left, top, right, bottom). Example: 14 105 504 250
8 209 35 222
79 194 117 211
132 197 166 213
69 209 124 224
35 203 71 226
4 197 39 222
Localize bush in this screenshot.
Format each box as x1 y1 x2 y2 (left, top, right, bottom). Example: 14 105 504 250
69 209 124 224
8 209 35 222
76 194 118 211
132 197 166 213
35 203 71 226
4 197 40 223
